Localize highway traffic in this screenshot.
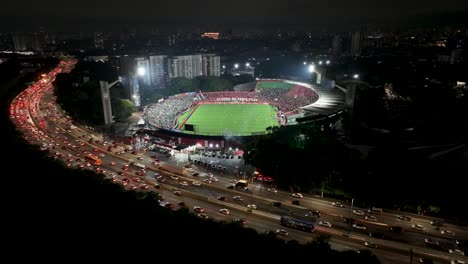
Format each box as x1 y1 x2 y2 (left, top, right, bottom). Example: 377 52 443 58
9 60 468 264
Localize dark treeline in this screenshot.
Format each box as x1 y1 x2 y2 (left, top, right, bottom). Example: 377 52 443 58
245 119 468 222
1 58 380 262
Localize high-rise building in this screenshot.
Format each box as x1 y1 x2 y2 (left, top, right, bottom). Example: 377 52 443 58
350 32 361 56
12 34 28 51
94 32 104 49
202 54 221 77
168 55 202 79
149 55 168 88
331 35 342 57
135 57 151 86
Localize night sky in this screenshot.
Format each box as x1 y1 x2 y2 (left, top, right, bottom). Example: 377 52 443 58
2 0 468 31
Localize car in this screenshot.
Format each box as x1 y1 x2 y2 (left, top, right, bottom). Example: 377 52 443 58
451 260 466 264
193 206 205 213
353 209 365 215
164 203 174 209
234 219 247 225
247 204 257 210
219 208 230 215
217 196 227 202
197 213 209 219
430 220 443 227
389 226 403 233
368 232 385 239
441 230 455 236
291 193 303 198
276 229 288 236
365 215 377 221
364 241 378 248
353 223 367 230
305 210 321 218
272 201 283 207
449 249 465 256
332 202 344 208
292 200 300 205
153 183 161 189
267 188 277 193
318 221 332 227
412 224 424 230
398 215 411 221
424 238 439 246
128 184 137 190
179 181 189 186
174 191 182 196
192 181 201 186
139 184 148 190
178 201 187 207
170 175 179 180
233 196 243 202
344 217 356 224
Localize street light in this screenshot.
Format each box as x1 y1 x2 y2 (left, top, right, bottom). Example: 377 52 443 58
308 64 316 73
351 198 355 215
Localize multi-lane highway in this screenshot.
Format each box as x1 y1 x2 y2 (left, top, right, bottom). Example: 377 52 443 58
9 60 468 264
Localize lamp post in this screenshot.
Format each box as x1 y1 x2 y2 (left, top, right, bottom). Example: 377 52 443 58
351 198 355 216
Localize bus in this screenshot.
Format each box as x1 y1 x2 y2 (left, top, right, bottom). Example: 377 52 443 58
85 155 102 166
280 215 315 233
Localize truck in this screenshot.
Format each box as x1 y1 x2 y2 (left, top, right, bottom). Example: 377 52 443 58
159 163 187 175
134 162 146 170
235 180 249 189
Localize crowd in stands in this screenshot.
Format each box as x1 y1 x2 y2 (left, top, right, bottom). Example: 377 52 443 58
143 82 319 130
144 94 196 129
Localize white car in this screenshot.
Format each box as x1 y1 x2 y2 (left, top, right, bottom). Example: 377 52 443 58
267 188 277 193
449 249 465 256
353 209 365 215
353 223 367 230
233 196 243 201
247 204 257 210
365 215 377 221
179 181 189 186
219 208 230 215
441 230 455 236
291 193 303 198
193 206 205 213
451 260 466 264
276 229 288 236
170 175 179 180
318 221 332 228
412 224 424 230
192 181 201 186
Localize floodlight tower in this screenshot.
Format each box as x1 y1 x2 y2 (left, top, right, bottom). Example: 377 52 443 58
100 78 121 126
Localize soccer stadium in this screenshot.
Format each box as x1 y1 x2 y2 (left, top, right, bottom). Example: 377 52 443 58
142 79 340 137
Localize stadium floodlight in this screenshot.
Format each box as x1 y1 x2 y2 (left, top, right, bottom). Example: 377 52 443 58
245 62 250 67
229 147 232 151
234 63 239 69
222 65 226 69
353 74 359 79
209 143 213 147
308 64 316 73
319 61 323 65
137 67 145 76
326 60 330 64
216 144 219 148
303 61 307 65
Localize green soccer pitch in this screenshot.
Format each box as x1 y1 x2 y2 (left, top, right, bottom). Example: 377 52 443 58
176 103 280 136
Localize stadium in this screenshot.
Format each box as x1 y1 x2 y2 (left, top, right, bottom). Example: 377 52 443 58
140 79 345 149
